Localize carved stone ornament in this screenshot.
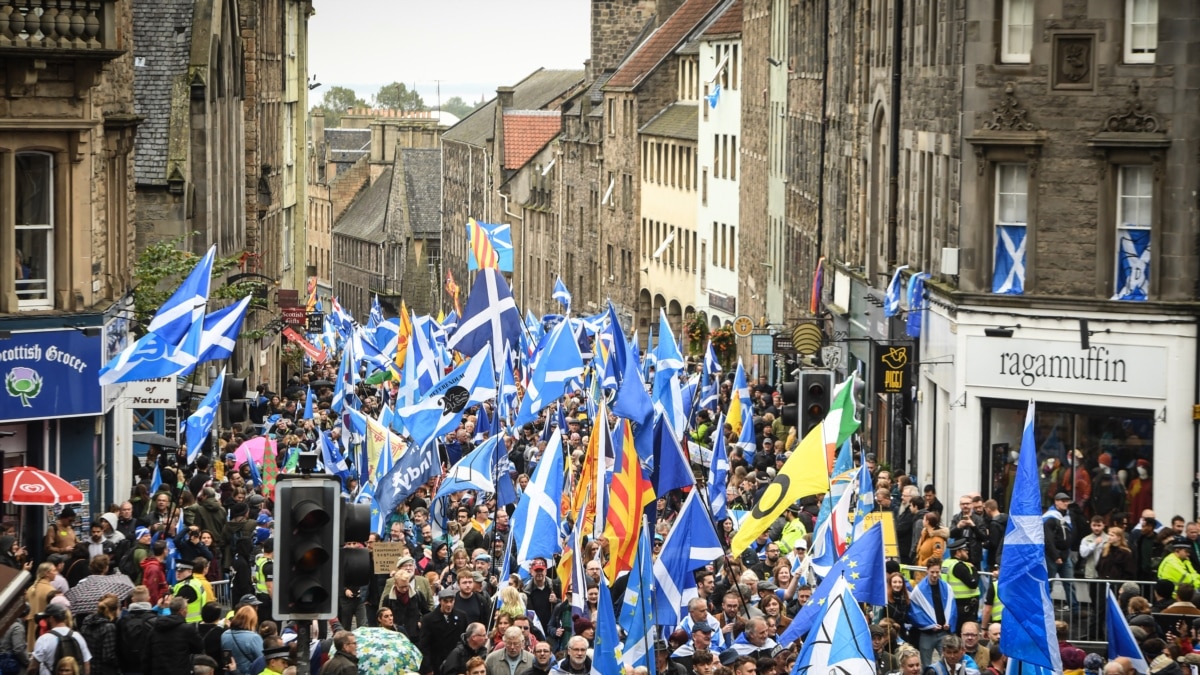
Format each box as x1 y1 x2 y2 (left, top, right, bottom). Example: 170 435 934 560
1104 82 1162 133
983 82 1035 132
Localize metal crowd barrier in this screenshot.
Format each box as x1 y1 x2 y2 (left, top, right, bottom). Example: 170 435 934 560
211 579 232 608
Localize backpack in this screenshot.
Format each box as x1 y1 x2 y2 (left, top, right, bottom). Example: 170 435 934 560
117 611 156 669
116 545 141 581
50 629 84 670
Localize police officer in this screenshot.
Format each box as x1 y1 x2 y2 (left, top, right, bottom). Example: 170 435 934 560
255 538 275 624
171 560 208 623
942 539 979 631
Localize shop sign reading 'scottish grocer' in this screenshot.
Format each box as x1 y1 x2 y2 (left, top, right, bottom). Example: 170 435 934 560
0 329 103 422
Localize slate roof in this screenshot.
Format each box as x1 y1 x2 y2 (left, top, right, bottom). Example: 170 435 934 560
503 111 562 170
132 0 194 185
399 149 442 237
606 0 722 90
333 168 393 241
443 68 584 147
704 0 743 37
640 103 699 141
326 128 370 163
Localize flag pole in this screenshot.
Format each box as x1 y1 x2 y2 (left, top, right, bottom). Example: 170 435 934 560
692 463 755 626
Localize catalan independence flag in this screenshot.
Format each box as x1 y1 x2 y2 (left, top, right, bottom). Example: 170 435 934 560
603 417 655 580
467 217 499 270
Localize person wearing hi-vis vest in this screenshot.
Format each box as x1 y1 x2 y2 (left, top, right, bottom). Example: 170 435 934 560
942 539 980 632
172 559 208 623
255 538 274 596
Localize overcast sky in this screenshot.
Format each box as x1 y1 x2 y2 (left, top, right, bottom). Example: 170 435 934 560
309 1 590 108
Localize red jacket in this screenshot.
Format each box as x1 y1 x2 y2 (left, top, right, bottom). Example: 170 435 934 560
141 556 168 605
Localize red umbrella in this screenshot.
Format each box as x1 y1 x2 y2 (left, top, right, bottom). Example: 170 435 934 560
3 467 84 505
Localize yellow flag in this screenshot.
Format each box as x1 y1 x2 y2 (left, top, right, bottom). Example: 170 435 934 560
729 422 831 555
394 302 413 370
365 415 389 481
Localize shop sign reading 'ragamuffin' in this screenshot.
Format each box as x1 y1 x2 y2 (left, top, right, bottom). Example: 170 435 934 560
964 336 1167 399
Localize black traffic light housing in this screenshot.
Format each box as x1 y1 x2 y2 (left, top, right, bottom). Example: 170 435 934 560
799 370 833 437
274 477 339 619
780 381 800 427
222 377 249 424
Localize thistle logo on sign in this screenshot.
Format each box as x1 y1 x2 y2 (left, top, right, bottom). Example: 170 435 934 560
5 367 43 407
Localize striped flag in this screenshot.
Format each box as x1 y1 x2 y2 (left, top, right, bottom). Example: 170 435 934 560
467 217 500 270
602 418 655 580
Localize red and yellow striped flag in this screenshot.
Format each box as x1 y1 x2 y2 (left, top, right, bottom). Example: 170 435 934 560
394 301 413 370
467 218 499 270
602 419 655 580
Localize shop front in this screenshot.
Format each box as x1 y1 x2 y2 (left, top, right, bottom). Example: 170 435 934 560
920 307 1196 520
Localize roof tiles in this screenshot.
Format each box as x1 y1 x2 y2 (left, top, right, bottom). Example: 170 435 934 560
704 0 743 38
503 111 562 170
606 0 722 90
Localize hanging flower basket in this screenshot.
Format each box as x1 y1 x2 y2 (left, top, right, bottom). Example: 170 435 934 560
710 327 736 370
684 314 709 356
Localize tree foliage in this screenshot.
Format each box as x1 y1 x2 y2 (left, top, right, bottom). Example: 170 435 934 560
374 81 426 112
440 96 481 119
131 234 266 335
313 86 367 126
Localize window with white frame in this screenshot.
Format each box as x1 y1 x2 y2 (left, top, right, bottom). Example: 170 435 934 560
1001 0 1034 64
992 163 1028 295
1125 0 1157 64
15 152 54 308
1113 165 1153 300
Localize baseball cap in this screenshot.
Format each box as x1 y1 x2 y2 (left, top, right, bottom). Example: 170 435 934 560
1053 492 1071 501
237 594 262 607
531 559 548 571
793 539 808 550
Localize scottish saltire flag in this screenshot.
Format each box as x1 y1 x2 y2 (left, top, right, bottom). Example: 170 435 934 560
473 403 492 443
651 310 686 433
341 407 369 482
330 337 354 414
552 276 572 310
653 490 724 627
909 572 956 632
779 522 887 647
147 245 215 344
729 632 780 657
184 368 224 464
707 414 731 521
466 219 515 272
905 272 931 339
515 318 585 426
435 435 504 500
512 429 564 565
612 341 652 428
806 476 856 579
329 297 357 337
728 359 750 434
397 347 496 449
851 457 875 542
619 524 656 673
883 265 909 317
446 268 521 365
592 571 623 675
651 415 694 494
999 401 1063 673
791 574 875 675
734 403 756 466
375 442 441 525
706 82 721 109
319 430 351 482
1113 229 1150 301
442 310 459 335
302 386 314 420
369 294 384 328
1107 588 1149 674
698 375 718 413
703 340 722 376
98 316 202 385
196 296 251 364
992 225 1027 295
602 302 628 378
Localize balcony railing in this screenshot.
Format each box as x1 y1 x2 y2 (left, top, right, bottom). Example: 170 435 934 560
0 0 121 55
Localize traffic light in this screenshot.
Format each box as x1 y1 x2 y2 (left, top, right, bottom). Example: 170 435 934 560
341 501 374 590
274 477 339 619
799 370 833 437
780 381 800 427
222 377 249 424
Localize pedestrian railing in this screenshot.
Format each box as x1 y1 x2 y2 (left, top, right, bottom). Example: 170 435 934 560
211 579 232 608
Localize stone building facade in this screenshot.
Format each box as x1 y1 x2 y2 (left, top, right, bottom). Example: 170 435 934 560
0 0 141 535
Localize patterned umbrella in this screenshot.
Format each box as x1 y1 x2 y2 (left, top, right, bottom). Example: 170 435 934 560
353 626 421 674
64 572 135 614
2 467 83 505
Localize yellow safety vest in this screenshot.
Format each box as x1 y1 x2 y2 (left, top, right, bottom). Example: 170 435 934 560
172 577 207 623
943 559 980 600
255 555 271 594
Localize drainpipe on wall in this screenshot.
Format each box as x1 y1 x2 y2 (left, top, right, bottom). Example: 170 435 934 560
886 0 902 269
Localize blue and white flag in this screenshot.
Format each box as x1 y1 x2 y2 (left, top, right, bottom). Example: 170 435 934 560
993 225 1027 295
883 265 909 317
703 340 722 377
147 245 215 345
302 386 314 420
184 368 223 464
706 82 721 109
612 341 652 428
369 294 384 328
1107 588 1149 674
909 574 957 632
196 296 251 364
446 268 521 365
999 401 1063 673
707 413 730 521
341 407 369 484
653 489 724 628
515 319 584 426
319 430 351 483
374 443 441 524
397 347 496 449
905 272 930 339
791 574 875 675
851 456 875 542
442 310 459 335
592 569 623 675
1112 229 1150 301
552 276 572 310
434 435 506 500
511 429 564 566
329 297 358 337
778 522 887 647
651 415 694 495
98 316 202 385
619 522 656 673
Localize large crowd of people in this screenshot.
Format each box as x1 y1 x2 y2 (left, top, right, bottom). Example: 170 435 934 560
2 355 1200 675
